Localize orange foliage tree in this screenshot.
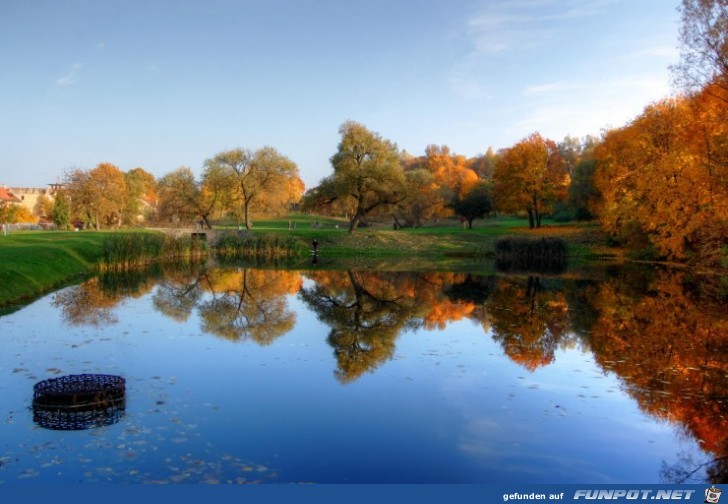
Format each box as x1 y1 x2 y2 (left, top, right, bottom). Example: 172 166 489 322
594 87 728 264
494 133 569 228
423 145 480 220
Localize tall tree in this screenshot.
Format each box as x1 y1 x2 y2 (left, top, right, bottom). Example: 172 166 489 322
424 145 479 218
396 168 438 228
199 163 235 228
329 121 405 232
205 147 301 229
157 167 200 224
124 167 158 224
52 190 71 229
64 163 128 229
672 0 728 98
494 133 569 228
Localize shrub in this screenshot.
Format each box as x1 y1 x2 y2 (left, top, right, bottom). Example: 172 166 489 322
495 237 567 273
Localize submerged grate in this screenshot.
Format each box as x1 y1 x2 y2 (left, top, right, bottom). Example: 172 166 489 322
32 374 126 430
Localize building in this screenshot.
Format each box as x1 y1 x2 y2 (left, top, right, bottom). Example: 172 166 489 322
8 186 54 216
0 185 22 204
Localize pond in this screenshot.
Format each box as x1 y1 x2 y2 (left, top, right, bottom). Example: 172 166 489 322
0 262 726 484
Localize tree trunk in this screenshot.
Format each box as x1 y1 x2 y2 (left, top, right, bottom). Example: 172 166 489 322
467 217 474 229
527 208 534 229
349 210 363 233
243 200 252 230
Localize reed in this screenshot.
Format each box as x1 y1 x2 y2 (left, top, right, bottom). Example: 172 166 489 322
214 232 304 261
100 233 208 271
495 237 567 273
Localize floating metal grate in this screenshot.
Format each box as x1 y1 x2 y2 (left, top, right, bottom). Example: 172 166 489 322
32 374 126 431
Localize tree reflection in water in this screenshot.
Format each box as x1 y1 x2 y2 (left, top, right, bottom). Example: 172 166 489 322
50 263 727 482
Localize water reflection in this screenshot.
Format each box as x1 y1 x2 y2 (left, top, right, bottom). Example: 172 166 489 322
46 263 727 482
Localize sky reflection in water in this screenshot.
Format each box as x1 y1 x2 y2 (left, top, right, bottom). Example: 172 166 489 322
0 265 725 483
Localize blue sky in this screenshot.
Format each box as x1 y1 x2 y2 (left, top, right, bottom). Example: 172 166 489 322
0 0 680 189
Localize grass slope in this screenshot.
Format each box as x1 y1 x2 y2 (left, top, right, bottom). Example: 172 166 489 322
0 231 139 308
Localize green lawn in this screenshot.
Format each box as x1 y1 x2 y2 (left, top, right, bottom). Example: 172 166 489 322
0 230 152 308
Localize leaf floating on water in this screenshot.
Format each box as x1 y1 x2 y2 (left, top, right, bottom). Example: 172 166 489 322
18 469 39 479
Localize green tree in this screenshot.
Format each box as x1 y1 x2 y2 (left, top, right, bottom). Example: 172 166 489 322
566 159 599 220
329 121 405 232
52 190 71 229
450 180 492 229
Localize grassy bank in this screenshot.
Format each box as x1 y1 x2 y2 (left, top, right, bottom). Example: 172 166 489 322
0 231 110 308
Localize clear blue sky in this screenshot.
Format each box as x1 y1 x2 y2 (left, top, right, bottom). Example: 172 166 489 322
0 0 680 189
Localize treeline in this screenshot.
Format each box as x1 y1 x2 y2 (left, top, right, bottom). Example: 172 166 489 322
50 146 304 231
302 123 597 232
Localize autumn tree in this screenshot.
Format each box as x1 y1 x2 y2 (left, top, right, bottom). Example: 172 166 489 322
494 133 569 228
34 194 54 221
593 92 728 264
471 147 498 182
199 162 235 228
157 167 201 224
64 163 128 229
395 168 438 228
0 202 36 224
204 147 302 230
124 167 158 224
423 145 480 218
329 121 405 232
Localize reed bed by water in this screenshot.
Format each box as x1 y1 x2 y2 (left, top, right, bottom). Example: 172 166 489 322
214 232 303 261
495 236 567 273
100 233 208 271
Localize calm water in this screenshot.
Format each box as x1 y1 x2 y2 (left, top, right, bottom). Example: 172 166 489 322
0 263 726 484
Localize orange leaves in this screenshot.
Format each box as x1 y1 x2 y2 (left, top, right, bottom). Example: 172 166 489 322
424 144 480 201
593 89 728 264
494 132 568 228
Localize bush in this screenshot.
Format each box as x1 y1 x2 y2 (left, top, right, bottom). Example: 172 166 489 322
100 232 208 271
495 237 567 273
214 232 303 261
